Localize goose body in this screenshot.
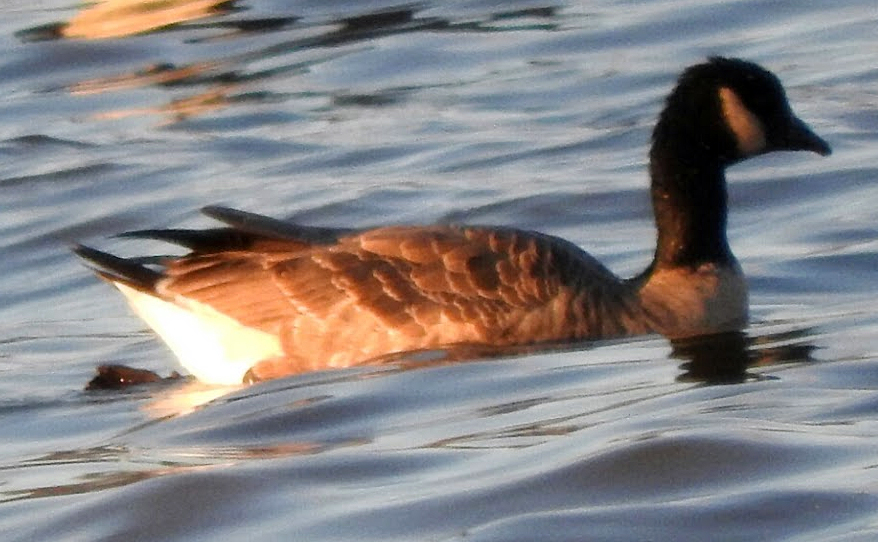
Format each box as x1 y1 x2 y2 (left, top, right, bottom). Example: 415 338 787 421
76 57 830 385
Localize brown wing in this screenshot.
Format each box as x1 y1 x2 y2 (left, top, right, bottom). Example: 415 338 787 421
271 226 561 336
77 208 642 381
157 225 629 349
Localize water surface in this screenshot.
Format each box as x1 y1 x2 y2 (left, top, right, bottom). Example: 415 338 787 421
1 1 878 540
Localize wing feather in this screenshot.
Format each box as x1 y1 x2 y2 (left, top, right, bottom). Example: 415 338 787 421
80 209 640 381
156 225 627 344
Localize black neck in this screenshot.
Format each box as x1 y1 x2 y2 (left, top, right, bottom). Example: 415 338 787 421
647 140 734 269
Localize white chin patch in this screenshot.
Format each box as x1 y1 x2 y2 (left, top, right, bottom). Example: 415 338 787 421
113 282 283 386
719 86 767 156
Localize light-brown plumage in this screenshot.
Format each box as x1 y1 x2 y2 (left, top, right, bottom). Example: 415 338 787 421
75 57 831 385
141 224 648 380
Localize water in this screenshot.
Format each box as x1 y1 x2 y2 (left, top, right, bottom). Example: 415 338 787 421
1 1 878 540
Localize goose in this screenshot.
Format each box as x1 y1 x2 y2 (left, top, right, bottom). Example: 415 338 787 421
75 57 831 385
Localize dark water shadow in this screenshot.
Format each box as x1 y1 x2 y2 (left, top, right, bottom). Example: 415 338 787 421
672 329 818 384
374 327 819 386
79 324 820 401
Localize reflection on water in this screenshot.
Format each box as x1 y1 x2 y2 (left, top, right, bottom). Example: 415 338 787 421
1 445 177 503
18 5 560 125
141 379 236 417
66 62 224 95
672 328 817 384
18 0 234 41
370 326 820 389
0 325 827 510
63 0 232 40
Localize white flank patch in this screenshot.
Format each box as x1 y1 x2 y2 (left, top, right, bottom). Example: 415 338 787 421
114 282 283 386
719 86 767 156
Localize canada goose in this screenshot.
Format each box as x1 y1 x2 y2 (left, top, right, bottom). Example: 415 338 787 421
75 57 831 385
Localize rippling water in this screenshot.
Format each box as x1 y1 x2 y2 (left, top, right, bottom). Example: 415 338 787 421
1 1 878 540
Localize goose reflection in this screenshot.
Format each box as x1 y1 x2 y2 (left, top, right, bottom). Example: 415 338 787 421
673 328 817 384
86 326 819 395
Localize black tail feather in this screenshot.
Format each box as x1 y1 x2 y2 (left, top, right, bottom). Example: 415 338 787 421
72 244 162 290
116 227 256 252
75 207 353 276
201 206 353 244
